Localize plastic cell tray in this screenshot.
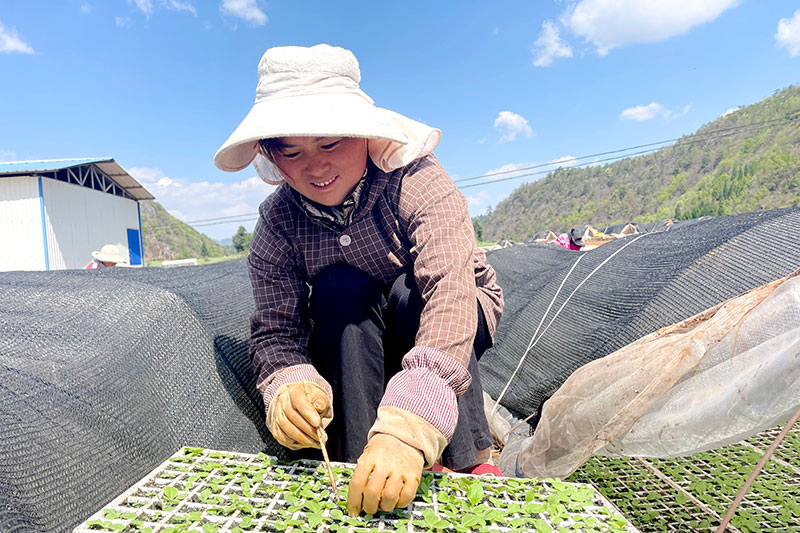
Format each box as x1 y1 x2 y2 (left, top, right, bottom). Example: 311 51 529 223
74 447 639 532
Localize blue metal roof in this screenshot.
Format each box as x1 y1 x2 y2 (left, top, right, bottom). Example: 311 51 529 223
0 158 114 175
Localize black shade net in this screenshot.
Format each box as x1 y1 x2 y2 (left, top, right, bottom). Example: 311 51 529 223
2 208 800 532
0 259 285 533
479 207 800 431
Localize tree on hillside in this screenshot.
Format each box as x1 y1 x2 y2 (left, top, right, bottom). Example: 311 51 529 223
232 226 252 253
472 218 483 241
140 201 228 260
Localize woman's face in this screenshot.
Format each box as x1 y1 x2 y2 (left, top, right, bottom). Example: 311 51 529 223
267 136 368 206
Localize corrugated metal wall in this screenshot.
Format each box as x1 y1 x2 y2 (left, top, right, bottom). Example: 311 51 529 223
0 177 46 271
42 178 140 269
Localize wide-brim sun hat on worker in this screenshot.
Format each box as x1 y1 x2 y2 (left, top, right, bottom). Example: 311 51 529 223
92 244 126 264
214 44 441 184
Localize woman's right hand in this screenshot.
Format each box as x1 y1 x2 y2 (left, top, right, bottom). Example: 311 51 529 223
267 382 333 449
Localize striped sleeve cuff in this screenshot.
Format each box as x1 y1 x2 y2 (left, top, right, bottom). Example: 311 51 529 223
379 346 472 441
256 363 333 413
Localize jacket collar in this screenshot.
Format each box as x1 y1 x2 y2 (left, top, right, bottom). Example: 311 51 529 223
286 158 393 229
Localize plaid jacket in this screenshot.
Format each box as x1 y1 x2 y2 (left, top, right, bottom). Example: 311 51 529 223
248 155 503 441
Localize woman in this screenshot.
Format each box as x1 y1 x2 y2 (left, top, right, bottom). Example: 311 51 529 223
214 44 503 516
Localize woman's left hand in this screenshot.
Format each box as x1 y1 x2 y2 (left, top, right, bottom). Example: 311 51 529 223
347 434 423 516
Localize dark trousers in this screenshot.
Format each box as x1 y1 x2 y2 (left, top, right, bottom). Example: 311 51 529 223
304 263 493 471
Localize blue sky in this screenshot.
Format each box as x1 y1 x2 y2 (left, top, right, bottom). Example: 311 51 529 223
1 0 799 240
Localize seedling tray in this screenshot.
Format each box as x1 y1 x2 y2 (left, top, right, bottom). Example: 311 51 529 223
74 447 638 532
568 422 800 532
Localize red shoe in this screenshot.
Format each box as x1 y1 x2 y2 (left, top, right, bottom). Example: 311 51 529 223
428 463 455 473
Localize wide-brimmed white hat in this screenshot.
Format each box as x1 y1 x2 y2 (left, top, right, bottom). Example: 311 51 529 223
92 244 126 264
214 44 440 181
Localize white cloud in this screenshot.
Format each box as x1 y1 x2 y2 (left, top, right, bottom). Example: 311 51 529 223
163 0 198 16
466 189 492 210
620 102 690 121
130 0 154 16
220 0 267 26
125 0 197 19
0 150 17 162
0 21 34 54
776 9 800 56
80 3 92 13
466 187 511 217
480 162 540 183
564 0 738 55
465 161 549 216
167 208 188 220
485 163 523 181
721 107 740 117
155 176 174 188
494 111 534 142
549 155 578 168
621 102 665 121
466 163 532 217
220 202 254 217
664 104 691 120
115 16 133 28
130 166 278 238
532 20 573 67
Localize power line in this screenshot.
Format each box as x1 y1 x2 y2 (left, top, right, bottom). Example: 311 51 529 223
457 116 797 190
190 216 260 228
146 215 259 232
455 111 799 188
145 110 799 229
454 139 675 184
459 146 666 189
171 212 262 224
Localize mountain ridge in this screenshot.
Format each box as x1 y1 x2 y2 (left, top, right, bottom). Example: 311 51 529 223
139 200 228 261
480 84 800 241
139 85 800 256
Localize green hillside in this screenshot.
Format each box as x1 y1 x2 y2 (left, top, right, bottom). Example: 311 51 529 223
481 85 800 241
139 200 229 261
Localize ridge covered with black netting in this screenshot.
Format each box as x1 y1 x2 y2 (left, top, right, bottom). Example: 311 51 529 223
2 208 800 532
0 259 284 533
480 207 800 429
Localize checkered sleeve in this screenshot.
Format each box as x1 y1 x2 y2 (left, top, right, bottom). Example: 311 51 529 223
247 205 332 412
379 157 478 441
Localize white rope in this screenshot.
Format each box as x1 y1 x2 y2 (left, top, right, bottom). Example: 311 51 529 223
490 234 649 430
491 253 584 417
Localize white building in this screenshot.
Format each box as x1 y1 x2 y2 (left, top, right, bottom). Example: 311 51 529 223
0 158 154 271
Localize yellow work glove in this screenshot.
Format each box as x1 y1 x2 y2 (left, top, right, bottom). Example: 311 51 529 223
266 382 332 450
347 433 424 516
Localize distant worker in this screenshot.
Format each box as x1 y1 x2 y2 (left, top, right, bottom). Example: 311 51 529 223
85 244 126 269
